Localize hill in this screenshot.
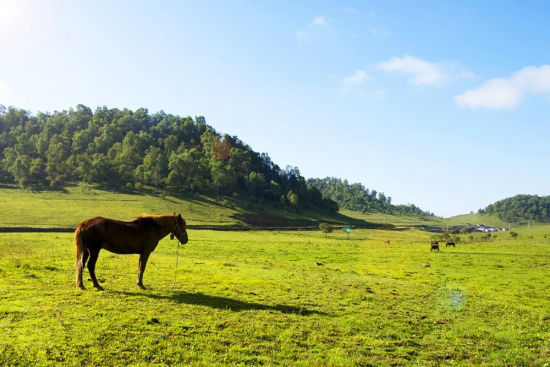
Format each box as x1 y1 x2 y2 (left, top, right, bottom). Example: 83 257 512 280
308 177 435 217
444 213 510 228
0 105 336 214
479 194 550 224
0 183 364 228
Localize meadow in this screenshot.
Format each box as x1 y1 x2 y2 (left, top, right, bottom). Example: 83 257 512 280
1 226 549 366
0 184 348 228
2 183 530 233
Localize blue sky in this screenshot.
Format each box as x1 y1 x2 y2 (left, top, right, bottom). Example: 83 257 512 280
1 0 549 217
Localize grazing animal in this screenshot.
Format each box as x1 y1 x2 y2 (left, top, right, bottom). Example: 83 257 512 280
446 242 455 247
528 235 534 239
384 239 390 245
74 214 188 290
430 241 440 252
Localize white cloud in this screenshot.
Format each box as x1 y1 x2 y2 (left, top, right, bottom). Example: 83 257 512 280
296 15 334 41
377 55 471 86
368 26 390 38
455 65 550 109
296 29 307 41
310 16 328 27
344 8 358 16
454 78 522 109
340 70 369 91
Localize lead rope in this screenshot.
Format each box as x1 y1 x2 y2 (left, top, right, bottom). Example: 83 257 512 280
174 239 180 286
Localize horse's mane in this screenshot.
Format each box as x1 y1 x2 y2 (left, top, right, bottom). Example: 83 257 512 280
135 214 178 219
134 215 176 229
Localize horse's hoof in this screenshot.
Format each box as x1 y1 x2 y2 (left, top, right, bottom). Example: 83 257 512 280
77 285 86 290
94 285 104 291
137 284 146 290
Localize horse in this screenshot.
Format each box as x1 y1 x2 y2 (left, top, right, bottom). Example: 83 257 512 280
430 241 440 252
74 214 188 290
445 242 455 247
384 239 390 245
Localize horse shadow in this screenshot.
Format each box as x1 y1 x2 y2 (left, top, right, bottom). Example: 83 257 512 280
114 290 324 316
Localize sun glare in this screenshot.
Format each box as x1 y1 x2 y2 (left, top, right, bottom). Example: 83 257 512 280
0 0 38 42
0 0 21 27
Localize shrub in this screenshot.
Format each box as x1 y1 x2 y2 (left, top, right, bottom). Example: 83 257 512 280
319 223 333 237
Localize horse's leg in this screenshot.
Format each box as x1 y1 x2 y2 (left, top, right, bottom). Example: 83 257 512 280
87 248 103 290
75 250 89 290
137 252 151 290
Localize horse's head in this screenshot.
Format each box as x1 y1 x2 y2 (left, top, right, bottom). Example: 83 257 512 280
171 214 188 244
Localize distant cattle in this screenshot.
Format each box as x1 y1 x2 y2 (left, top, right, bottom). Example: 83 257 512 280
384 239 390 245
430 241 440 252
446 242 455 247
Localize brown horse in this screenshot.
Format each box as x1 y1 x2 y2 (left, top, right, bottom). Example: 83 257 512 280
430 241 440 252
384 239 390 245
74 214 188 290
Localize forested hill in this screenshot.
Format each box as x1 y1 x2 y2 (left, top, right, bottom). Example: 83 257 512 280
479 195 550 222
308 177 435 217
0 105 337 213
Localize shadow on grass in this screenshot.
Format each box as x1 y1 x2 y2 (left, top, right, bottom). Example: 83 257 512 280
114 290 325 316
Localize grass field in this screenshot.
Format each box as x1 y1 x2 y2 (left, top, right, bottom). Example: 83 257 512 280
340 209 445 227
444 213 511 228
0 184 351 228
1 226 549 366
2 184 529 230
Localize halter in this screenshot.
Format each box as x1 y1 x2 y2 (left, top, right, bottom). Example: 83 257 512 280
172 219 187 287
172 220 187 244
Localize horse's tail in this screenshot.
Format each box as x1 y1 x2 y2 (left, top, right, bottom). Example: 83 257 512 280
74 222 86 269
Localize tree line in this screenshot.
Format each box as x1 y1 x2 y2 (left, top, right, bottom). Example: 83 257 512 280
308 177 435 217
479 194 550 223
0 105 337 213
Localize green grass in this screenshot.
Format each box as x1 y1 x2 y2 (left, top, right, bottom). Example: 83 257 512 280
3 183 543 230
342 209 538 230
0 183 351 228
0 183 237 227
341 209 446 227
444 213 511 228
1 226 549 365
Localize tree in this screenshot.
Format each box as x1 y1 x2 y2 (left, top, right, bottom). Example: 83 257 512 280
287 190 299 207
0 105 339 212
247 171 265 197
136 146 167 187
308 177 433 217
211 137 231 160
7 154 31 188
319 223 333 238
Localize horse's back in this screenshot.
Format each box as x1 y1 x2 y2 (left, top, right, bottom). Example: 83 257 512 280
78 216 161 254
80 217 156 233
